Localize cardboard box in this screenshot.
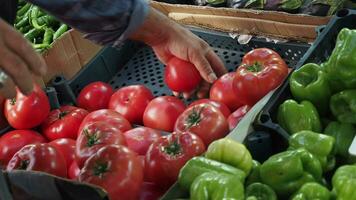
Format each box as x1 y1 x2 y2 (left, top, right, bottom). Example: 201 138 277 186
151 1 331 42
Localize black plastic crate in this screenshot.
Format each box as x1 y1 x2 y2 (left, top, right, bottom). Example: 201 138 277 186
254 9 356 147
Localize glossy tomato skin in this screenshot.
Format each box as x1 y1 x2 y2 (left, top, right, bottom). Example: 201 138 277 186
49 138 76 171
4 84 50 129
75 121 126 168
227 105 251 131
0 130 46 168
77 81 114 112
210 72 243 111
68 161 80 180
233 48 288 106
164 57 202 93
42 106 88 141
174 104 229 146
139 182 165 200
108 85 154 124
79 109 132 134
79 145 143 200
145 132 205 189
188 99 231 119
143 96 186 132
7 143 67 178
123 127 161 155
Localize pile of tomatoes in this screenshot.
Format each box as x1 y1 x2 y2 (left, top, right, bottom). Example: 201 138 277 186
0 48 288 200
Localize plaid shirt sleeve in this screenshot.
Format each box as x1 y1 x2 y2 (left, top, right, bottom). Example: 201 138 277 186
27 0 149 47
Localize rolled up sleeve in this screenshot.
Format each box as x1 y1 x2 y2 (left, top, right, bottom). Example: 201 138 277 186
27 0 149 47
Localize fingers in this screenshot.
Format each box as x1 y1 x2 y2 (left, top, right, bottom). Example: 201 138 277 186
206 49 228 76
153 48 172 65
189 48 217 84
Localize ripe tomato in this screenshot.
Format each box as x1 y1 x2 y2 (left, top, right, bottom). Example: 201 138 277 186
79 109 132 134
145 132 205 189
174 104 229 146
123 127 161 155
228 105 251 131
108 85 154 124
233 48 288 106
49 138 76 170
143 96 186 132
68 161 81 180
210 72 243 111
77 81 114 112
42 106 89 141
188 99 231 119
79 145 143 200
4 84 50 129
7 143 67 178
0 130 46 168
139 182 165 200
164 57 202 93
76 121 126 168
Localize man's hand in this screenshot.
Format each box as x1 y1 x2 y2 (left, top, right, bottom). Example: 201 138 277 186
0 19 46 98
130 8 227 98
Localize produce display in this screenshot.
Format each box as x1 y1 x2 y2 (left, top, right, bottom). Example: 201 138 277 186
14 1 69 52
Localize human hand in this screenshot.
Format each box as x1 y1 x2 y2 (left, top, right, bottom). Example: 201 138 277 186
0 19 46 98
130 8 227 98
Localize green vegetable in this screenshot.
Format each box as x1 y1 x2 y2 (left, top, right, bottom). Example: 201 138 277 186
279 0 303 11
206 0 226 5
330 90 356 124
53 24 68 40
24 28 44 42
260 148 322 198
332 165 356 200
30 6 45 29
291 182 331 200
191 172 244 200
178 157 246 191
324 28 356 92
324 121 355 158
205 138 252 175
246 160 262 186
15 15 30 29
288 130 335 172
290 63 331 115
37 15 58 27
245 183 277 200
277 99 322 135
16 3 31 17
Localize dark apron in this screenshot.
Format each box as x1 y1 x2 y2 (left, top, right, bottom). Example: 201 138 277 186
0 0 19 24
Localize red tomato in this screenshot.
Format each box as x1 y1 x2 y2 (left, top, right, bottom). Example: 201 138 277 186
79 109 132 134
79 145 143 200
145 132 205 189
139 182 165 200
75 121 126 168
174 104 229 146
210 72 243 111
188 99 231 119
233 48 288 106
4 84 50 129
49 138 76 171
0 130 46 168
109 85 154 124
164 57 202 93
77 81 114 112
7 143 67 178
228 105 251 131
68 161 81 180
143 96 186 132
42 106 89 141
123 127 161 155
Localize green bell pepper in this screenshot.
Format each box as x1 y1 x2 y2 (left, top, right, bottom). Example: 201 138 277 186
260 148 322 198
245 183 277 200
246 160 262 186
324 121 356 158
288 130 335 172
277 99 322 134
178 157 246 191
291 182 331 200
290 63 331 115
205 138 252 175
332 165 356 200
324 28 356 92
330 90 356 124
191 172 244 200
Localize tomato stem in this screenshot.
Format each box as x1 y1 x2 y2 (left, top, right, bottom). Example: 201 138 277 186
10 98 16 106
163 140 182 156
58 111 69 119
84 129 100 147
246 62 262 72
18 160 30 170
93 161 109 178
186 107 204 129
